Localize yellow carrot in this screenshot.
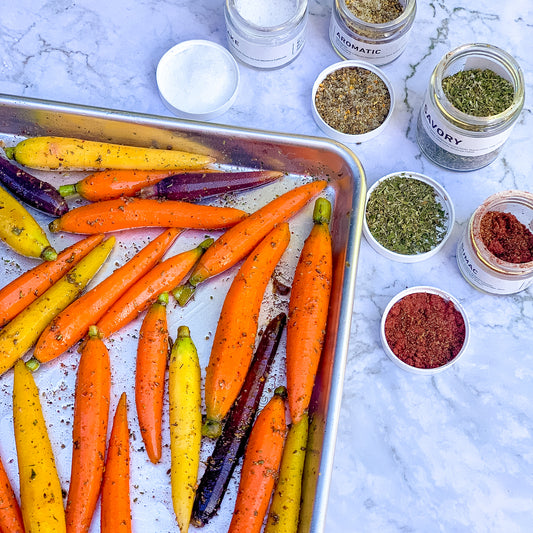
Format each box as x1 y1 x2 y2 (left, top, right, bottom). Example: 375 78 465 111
169 326 202 533
12 360 66 533
265 413 309 533
0 236 115 377
5 136 215 171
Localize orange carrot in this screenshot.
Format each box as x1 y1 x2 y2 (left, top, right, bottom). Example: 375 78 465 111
58 169 181 201
96 237 212 338
100 392 131 533
0 455 24 533
0 234 105 327
135 293 170 464
286 198 333 424
33 228 181 363
48 197 247 234
203 223 290 439
175 180 327 305
65 325 111 533
228 386 287 533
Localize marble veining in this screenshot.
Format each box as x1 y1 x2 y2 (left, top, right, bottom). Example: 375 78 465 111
0 0 532 532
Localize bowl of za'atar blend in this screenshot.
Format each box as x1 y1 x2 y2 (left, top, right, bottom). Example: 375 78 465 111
380 286 470 375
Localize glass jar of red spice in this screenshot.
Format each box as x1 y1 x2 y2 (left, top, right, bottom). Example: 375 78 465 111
457 190 533 295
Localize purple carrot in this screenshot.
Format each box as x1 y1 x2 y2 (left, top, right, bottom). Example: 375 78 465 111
0 156 69 216
191 312 286 527
138 170 283 201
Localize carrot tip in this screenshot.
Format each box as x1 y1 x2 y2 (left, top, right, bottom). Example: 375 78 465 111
173 282 196 307
201 418 222 439
41 246 58 261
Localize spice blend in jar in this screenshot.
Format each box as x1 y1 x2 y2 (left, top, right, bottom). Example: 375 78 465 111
314 66 391 135
365 175 447 255
384 292 466 369
480 211 533 263
345 0 403 24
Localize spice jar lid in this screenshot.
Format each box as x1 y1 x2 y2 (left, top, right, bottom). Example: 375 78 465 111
311 60 395 143
363 171 455 262
156 40 240 121
380 286 470 375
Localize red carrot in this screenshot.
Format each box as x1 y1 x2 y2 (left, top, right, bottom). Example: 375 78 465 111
33 228 181 363
135 293 170 464
0 234 104 327
65 325 111 533
286 198 333 424
100 392 132 533
228 387 287 533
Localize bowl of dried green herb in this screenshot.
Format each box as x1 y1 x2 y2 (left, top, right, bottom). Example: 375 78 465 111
311 60 395 143
363 171 455 262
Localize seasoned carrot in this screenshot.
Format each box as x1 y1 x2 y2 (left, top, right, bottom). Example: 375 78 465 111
286 198 333 424
5 136 215 171
13 360 66 533
265 413 309 533
0 236 115 377
58 169 181 201
96 237 212 338
0 455 24 533
135 293 170 464
33 228 181 363
100 392 131 533
0 234 104 327
48 197 247 235
203 223 290 439
228 386 287 533
175 180 327 305
65 325 111 533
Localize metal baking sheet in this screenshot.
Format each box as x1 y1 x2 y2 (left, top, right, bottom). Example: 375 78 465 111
0 93 365 533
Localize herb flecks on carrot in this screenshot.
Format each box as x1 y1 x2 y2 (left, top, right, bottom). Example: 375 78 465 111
0 455 24 533
177 180 327 306
136 292 170 464
203 223 290 439
228 386 287 533
48 197 247 234
286 197 333 424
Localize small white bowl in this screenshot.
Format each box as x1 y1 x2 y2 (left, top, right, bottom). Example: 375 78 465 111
156 40 239 121
380 286 470 375
363 171 455 262
311 60 395 143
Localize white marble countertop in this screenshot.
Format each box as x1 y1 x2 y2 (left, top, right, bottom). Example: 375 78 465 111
1 1 532 532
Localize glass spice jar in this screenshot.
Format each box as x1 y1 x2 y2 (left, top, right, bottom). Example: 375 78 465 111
224 0 308 69
329 0 416 65
457 190 533 295
417 43 525 171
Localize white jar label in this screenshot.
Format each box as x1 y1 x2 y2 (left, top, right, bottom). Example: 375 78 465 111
329 16 410 65
226 25 306 69
420 93 514 157
456 239 533 295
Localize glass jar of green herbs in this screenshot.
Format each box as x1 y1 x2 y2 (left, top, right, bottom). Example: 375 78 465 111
363 172 454 263
417 43 524 171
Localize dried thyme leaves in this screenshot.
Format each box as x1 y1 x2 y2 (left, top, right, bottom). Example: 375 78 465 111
366 175 448 254
315 66 391 135
345 0 404 24
442 68 514 116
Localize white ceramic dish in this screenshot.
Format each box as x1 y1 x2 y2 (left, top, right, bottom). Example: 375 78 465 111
380 286 470 375
363 171 455 262
156 39 240 121
311 60 395 143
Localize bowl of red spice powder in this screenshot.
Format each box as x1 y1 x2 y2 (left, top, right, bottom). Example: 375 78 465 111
380 286 470 374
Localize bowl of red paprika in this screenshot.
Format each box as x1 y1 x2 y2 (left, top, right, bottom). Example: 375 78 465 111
380 286 470 374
